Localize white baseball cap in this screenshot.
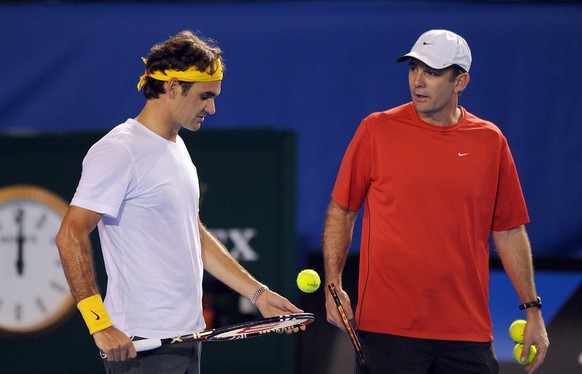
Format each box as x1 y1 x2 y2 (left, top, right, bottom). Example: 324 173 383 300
397 29 472 72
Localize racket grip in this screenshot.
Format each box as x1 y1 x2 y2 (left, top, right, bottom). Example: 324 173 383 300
133 338 162 352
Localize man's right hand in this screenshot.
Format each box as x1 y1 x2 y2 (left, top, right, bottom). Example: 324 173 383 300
94 326 137 361
325 284 354 332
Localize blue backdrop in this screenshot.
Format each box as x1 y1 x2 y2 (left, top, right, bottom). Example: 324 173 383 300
1 1 581 260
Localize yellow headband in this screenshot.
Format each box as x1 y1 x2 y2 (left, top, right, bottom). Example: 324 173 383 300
137 58 223 90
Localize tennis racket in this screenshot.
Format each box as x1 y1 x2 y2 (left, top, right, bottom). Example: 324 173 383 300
328 283 367 367
133 312 314 352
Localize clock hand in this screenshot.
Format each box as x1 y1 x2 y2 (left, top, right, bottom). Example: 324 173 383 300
15 208 25 276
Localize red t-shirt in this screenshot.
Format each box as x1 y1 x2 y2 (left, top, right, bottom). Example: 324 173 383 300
331 102 529 342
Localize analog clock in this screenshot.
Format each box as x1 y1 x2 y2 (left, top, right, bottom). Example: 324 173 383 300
0 185 75 337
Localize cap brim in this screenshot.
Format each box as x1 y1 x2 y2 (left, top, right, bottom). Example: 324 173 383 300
396 52 452 70
396 54 411 63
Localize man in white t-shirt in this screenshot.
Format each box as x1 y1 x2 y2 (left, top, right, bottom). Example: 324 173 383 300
56 30 303 374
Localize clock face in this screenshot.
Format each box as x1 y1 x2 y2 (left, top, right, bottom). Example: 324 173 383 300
0 185 75 337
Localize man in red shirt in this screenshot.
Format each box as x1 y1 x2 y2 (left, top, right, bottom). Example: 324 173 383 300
323 29 549 373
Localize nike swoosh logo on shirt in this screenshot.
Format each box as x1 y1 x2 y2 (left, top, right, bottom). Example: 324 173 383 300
458 152 470 157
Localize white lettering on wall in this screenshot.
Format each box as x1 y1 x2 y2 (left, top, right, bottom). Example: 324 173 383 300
209 228 259 261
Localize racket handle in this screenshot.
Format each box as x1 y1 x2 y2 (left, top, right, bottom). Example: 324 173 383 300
133 338 162 352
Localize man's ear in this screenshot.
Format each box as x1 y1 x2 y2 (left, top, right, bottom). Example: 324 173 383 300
456 73 470 94
166 78 181 97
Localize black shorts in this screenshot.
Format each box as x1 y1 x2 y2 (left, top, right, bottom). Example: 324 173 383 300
355 331 499 374
103 341 201 374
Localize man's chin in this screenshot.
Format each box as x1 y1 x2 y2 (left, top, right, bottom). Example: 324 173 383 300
182 123 202 132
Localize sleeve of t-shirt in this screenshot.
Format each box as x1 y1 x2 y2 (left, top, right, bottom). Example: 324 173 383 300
491 137 530 231
71 139 135 219
331 118 373 211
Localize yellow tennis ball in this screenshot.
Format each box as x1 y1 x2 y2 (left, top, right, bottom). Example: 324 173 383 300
509 319 526 343
296 269 321 293
513 343 537 365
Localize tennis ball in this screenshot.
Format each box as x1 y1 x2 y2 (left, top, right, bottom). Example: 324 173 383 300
509 319 526 343
513 343 537 365
296 269 321 293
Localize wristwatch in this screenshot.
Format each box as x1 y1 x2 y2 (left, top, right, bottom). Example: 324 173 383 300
519 296 542 310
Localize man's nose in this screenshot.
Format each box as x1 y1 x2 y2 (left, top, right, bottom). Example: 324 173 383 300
205 99 216 115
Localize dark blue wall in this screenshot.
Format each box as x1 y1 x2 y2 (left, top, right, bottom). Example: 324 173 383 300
1 1 581 259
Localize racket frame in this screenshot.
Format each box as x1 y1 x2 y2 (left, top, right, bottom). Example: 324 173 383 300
133 312 314 352
328 283 367 367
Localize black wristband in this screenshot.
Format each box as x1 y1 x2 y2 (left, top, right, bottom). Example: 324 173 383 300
519 296 542 310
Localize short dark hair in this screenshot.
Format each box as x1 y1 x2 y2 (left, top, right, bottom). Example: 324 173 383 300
408 58 466 82
141 30 225 100
448 65 466 81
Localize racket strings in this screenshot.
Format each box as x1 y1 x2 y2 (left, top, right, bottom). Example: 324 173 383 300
214 318 310 339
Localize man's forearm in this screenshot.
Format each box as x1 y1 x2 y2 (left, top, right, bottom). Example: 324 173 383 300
199 220 261 300
492 225 538 303
322 200 357 286
56 210 102 302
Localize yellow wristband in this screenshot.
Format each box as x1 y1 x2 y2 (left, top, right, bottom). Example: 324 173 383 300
77 295 113 335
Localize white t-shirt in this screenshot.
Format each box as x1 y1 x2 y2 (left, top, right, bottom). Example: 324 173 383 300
71 119 205 338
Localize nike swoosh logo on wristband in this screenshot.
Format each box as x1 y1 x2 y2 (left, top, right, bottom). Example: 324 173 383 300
90 310 101 320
